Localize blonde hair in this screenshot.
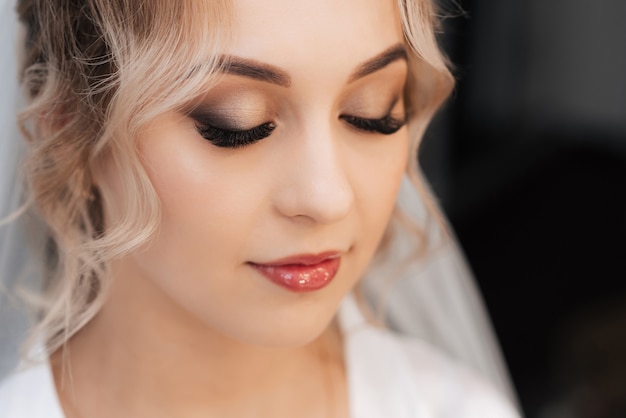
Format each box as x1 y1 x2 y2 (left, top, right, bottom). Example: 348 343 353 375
15 0 453 355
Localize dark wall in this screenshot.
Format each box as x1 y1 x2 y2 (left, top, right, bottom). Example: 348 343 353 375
420 1 626 417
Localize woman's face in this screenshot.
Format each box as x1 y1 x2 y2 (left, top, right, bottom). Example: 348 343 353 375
102 0 409 347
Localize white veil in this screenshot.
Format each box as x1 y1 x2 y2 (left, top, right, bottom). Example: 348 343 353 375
0 0 33 378
362 178 519 403
0 0 518 407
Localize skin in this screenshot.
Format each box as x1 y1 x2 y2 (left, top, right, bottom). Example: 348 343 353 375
53 0 410 416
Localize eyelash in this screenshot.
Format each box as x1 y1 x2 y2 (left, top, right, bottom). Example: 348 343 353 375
194 114 407 149
339 114 407 135
195 122 276 149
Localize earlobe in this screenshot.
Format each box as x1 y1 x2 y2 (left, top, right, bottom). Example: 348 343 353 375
89 154 106 189
86 145 121 237
87 185 105 237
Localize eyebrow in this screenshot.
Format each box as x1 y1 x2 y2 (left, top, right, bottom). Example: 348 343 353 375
218 43 408 88
220 57 292 87
347 43 408 83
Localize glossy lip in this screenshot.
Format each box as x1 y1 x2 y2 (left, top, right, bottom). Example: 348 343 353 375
248 251 342 292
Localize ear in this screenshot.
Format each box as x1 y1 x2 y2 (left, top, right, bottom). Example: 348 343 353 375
88 144 128 233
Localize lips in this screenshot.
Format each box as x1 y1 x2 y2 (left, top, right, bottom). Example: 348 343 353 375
248 251 341 292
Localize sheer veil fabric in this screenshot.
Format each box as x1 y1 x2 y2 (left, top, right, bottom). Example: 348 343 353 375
0 0 39 379
366 179 519 404
0 0 518 408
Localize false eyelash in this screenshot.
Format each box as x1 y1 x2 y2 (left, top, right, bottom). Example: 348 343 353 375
340 114 407 135
195 121 276 149
194 113 405 150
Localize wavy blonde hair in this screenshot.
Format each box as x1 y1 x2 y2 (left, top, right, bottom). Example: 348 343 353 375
15 0 453 356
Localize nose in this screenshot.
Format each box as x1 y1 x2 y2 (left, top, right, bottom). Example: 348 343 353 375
272 126 354 225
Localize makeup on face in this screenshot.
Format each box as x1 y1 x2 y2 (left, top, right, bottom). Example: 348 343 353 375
105 0 411 350
186 87 278 148
185 51 408 150
247 252 342 292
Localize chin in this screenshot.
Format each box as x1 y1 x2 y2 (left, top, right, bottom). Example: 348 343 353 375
205 295 343 349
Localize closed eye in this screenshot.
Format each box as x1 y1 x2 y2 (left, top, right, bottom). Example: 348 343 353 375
195 121 276 149
340 114 407 135
193 112 405 149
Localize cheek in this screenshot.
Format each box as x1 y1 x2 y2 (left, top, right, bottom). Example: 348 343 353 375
346 131 410 274
122 119 313 346
135 126 260 286
354 132 409 231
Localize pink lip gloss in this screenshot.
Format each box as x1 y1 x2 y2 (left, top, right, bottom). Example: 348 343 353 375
249 252 341 292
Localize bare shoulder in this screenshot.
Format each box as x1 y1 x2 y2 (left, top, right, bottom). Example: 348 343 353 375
391 334 522 418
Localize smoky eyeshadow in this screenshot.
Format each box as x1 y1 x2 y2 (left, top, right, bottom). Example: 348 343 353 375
188 107 263 131
343 94 404 121
386 96 407 121
186 88 273 131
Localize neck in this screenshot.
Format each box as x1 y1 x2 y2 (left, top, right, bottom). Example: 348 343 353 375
51 259 346 418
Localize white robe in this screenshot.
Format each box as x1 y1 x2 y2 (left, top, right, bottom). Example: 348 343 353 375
0 296 521 418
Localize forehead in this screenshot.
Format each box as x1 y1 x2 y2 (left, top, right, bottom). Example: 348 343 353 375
226 0 404 78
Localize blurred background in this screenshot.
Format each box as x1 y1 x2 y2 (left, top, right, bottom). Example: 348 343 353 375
420 0 626 417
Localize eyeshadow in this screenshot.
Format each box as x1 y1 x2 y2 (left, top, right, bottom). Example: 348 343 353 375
189 98 272 131
189 108 250 131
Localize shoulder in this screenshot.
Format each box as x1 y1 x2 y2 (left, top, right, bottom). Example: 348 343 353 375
0 361 65 418
340 295 522 417
382 330 521 418
343 321 521 417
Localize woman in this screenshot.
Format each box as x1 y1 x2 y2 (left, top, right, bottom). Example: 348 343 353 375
0 0 521 416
